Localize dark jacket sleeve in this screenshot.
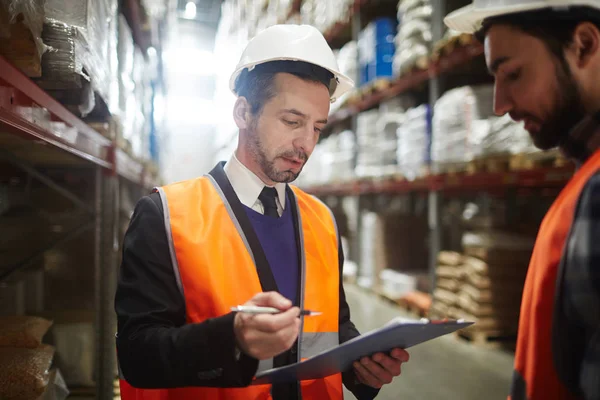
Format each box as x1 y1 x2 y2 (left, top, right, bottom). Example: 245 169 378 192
114 193 259 388
562 171 600 400
338 235 381 400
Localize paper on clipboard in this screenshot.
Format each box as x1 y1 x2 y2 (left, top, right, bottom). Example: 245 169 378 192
252 318 473 385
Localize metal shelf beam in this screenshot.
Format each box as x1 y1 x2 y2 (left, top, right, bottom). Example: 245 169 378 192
0 55 147 187
302 166 574 196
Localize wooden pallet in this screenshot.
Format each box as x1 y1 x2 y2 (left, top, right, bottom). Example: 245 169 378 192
431 33 476 61
509 149 570 171
455 327 517 350
365 167 403 182
433 161 470 175
357 78 392 100
435 149 570 175
467 154 512 174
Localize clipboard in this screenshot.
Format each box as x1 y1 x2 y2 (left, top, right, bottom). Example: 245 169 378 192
252 318 473 385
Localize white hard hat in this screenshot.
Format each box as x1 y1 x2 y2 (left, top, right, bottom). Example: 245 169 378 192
229 24 355 103
445 0 600 34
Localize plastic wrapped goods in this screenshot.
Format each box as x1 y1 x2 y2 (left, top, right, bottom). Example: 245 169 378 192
41 0 116 104
0 0 47 76
5 0 119 115
394 0 432 77
397 104 431 180
359 211 387 290
476 114 538 157
432 84 495 167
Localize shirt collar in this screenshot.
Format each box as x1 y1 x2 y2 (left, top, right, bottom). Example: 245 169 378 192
223 152 287 209
561 112 600 164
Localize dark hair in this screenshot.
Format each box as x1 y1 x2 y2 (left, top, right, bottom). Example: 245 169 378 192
475 6 600 60
234 61 334 115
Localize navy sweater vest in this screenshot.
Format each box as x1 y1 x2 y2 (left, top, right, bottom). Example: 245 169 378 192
243 194 299 303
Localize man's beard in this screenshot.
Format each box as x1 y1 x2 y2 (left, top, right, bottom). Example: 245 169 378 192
515 58 586 151
248 129 307 183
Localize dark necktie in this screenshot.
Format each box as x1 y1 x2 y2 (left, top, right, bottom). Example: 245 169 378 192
258 187 279 218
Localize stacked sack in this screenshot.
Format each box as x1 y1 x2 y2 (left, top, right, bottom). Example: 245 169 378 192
394 0 432 77
358 17 397 85
397 104 432 180
0 316 68 400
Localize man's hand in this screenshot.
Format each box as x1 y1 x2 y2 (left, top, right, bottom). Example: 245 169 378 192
353 348 409 389
233 291 301 360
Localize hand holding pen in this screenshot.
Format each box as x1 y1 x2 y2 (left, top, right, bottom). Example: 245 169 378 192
232 291 302 360
231 305 321 316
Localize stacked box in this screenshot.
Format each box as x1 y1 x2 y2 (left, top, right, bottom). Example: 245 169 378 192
358 17 397 85
37 0 118 116
0 0 120 116
0 0 46 77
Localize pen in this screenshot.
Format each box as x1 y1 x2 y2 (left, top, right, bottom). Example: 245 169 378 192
231 305 322 316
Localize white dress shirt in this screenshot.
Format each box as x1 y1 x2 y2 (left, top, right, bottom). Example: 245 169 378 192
223 153 287 217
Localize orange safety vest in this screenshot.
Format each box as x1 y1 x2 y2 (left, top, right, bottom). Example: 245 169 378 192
118 163 343 400
510 149 600 400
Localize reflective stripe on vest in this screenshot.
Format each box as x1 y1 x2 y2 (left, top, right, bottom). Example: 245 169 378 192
510 150 600 400
119 169 343 400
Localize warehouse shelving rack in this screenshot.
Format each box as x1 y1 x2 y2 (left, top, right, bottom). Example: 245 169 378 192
0 52 155 399
296 0 575 294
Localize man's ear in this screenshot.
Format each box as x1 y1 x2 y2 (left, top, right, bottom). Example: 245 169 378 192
572 22 600 68
233 97 252 130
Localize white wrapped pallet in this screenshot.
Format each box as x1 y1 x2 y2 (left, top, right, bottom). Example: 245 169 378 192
394 0 433 77
476 114 538 157
432 84 495 170
356 107 404 178
397 104 431 180
358 211 387 290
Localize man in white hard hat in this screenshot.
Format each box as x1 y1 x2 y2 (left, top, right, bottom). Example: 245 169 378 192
445 1 600 400
115 24 408 400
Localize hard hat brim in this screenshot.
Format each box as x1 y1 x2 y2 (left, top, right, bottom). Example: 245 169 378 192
444 2 562 34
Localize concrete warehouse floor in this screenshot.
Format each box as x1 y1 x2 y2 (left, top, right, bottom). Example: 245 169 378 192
343 284 515 400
